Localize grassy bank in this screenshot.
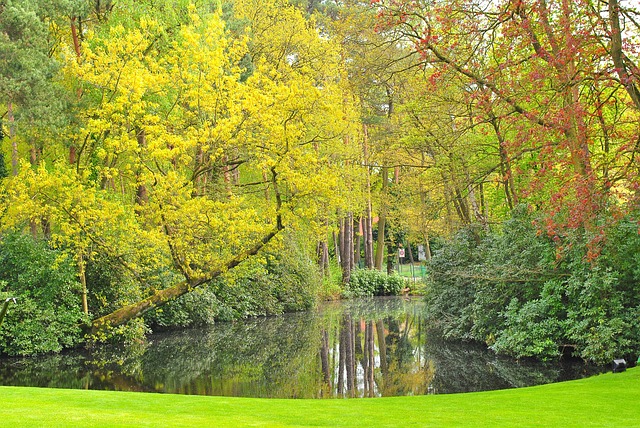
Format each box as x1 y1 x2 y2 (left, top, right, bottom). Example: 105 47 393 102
0 368 638 427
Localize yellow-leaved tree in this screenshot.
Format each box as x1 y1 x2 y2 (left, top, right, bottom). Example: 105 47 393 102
1 0 359 336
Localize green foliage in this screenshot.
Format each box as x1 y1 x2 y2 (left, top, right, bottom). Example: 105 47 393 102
423 227 484 340
563 266 635 363
85 252 182 321
0 151 7 179
492 283 567 359
146 287 221 328
85 254 141 318
344 268 404 298
319 260 344 300
146 232 320 327
212 242 320 320
425 208 640 363
0 231 86 355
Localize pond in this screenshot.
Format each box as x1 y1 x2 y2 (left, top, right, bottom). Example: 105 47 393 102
0 297 604 398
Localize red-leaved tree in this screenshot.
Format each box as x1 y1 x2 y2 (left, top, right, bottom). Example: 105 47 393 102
375 0 640 256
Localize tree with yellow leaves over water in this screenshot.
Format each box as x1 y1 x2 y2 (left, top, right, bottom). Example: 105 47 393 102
0 0 359 338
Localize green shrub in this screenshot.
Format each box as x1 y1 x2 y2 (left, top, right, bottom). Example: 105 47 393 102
345 268 405 298
491 281 567 359
262 239 320 312
0 232 86 355
207 242 320 321
423 227 483 340
85 253 144 318
319 260 344 300
564 266 634 363
381 273 405 295
146 286 221 328
145 231 320 327
424 208 640 364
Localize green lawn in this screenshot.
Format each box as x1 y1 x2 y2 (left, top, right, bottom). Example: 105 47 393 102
1 368 638 427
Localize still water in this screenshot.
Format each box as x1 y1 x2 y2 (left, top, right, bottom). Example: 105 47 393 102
0 297 603 398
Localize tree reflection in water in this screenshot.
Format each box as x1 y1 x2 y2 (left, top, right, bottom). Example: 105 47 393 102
0 297 603 398
321 301 434 398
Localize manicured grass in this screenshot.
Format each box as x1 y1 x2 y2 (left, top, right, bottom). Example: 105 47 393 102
1 368 638 427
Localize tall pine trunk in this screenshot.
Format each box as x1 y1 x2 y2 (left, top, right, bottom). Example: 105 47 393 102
340 213 353 284
353 217 361 268
78 253 88 315
317 240 329 276
362 124 375 269
8 100 17 176
374 167 389 270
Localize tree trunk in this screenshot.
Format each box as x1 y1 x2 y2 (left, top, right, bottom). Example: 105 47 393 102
8 100 17 176
29 138 40 238
354 217 361 268
419 153 433 261
407 242 414 264
442 178 455 233
362 123 375 269
608 0 640 110
363 210 374 268
333 230 341 265
465 167 486 228
363 215 369 265
317 240 329 276
70 16 83 166
135 128 148 206
453 185 470 224
375 167 389 270
386 242 395 275
78 252 88 315
490 115 517 209
480 182 488 222
41 217 51 240
338 216 345 263
70 17 82 59
340 213 353 284
348 212 355 271
424 238 432 261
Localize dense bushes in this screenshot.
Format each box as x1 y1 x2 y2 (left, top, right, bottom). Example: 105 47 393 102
0 233 87 355
0 227 322 353
425 207 640 364
145 232 320 327
344 268 405 298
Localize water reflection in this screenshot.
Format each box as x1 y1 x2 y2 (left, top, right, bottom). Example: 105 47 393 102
320 302 434 398
0 297 603 398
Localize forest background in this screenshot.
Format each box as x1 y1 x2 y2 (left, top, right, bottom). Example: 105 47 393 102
1 0 640 365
